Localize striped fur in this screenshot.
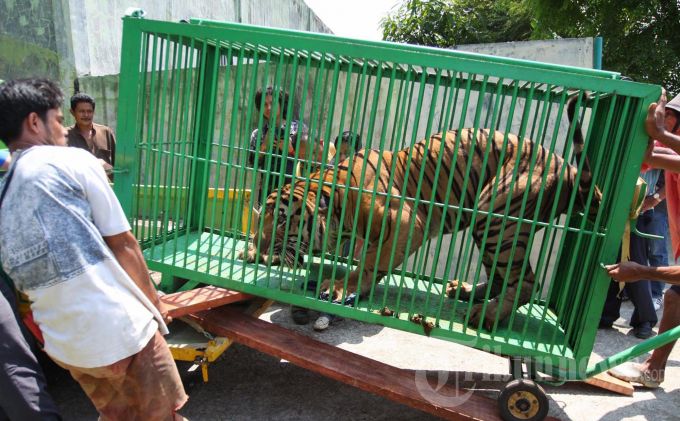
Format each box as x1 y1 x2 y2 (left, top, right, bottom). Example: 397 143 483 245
241 100 602 329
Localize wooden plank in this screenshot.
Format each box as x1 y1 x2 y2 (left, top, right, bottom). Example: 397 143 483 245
243 298 274 318
582 372 634 396
161 286 251 318
189 306 559 421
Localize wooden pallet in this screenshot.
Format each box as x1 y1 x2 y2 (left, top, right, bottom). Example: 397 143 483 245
188 306 564 421
162 285 252 318
162 286 562 420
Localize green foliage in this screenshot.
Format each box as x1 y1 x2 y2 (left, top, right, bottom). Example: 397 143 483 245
530 0 680 95
381 0 533 48
381 0 679 95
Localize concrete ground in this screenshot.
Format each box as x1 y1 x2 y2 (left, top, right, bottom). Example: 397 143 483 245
46 299 679 421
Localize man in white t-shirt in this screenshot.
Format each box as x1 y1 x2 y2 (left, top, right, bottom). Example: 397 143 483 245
0 78 187 419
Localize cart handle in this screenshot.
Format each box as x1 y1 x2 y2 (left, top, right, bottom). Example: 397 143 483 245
584 324 680 378
632 227 664 240
543 324 680 381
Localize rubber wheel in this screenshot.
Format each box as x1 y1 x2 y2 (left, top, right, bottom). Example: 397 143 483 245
498 379 549 421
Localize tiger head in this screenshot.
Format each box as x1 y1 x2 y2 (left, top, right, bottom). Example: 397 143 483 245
249 182 328 267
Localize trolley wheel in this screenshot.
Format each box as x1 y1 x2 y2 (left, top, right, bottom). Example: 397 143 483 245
498 379 549 421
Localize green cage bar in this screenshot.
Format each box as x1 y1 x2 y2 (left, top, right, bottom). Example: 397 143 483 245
115 15 676 383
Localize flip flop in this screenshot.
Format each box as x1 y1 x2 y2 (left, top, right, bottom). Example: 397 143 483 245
313 313 342 331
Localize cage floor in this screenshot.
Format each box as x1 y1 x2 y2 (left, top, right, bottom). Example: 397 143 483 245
144 231 576 360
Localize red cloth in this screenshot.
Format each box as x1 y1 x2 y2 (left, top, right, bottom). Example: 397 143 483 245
665 171 680 259
640 140 680 258
22 311 44 344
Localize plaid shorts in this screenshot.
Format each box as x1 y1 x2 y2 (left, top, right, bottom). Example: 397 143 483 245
54 331 188 421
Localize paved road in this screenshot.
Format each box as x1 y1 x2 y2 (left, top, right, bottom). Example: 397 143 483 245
46 300 679 420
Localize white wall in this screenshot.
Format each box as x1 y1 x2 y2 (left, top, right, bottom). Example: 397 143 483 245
457 38 594 68
68 0 332 77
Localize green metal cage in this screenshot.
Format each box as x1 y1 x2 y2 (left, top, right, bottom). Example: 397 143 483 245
115 15 679 383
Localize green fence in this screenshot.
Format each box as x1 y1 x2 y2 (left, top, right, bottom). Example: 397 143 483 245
115 16 675 382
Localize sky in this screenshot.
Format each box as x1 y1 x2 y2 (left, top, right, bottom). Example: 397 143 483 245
303 0 401 41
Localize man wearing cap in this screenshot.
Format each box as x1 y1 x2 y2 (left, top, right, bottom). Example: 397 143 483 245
607 91 680 388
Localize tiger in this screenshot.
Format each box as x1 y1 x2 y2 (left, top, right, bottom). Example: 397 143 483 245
239 97 602 330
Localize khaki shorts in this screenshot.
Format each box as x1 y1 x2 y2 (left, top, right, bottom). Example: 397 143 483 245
54 331 188 421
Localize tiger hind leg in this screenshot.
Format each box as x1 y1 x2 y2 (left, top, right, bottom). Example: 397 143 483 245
466 226 535 330
468 262 535 331
445 240 503 302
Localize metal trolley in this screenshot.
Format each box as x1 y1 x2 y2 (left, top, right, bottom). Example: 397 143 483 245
115 14 679 421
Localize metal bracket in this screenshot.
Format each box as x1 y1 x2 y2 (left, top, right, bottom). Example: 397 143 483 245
124 8 146 18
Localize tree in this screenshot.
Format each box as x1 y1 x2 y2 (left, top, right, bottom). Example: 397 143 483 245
381 0 680 95
381 0 533 48
530 0 680 95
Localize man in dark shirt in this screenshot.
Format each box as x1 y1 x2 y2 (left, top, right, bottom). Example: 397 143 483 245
66 93 116 176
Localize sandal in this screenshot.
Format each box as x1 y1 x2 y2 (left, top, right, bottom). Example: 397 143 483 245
313 313 342 331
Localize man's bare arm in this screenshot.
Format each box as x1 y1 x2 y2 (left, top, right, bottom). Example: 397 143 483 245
104 231 170 322
644 151 680 172
646 92 680 154
606 261 680 285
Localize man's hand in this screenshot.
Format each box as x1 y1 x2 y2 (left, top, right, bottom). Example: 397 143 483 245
98 158 113 175
605 262 646 282
643 140 654 164
645 89 668 140
158 300 173 324
640 195 661 212
104 231 170 327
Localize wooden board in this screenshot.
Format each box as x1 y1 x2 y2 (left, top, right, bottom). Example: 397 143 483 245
188 306 561 421
583 371 634 396
161 286 251 318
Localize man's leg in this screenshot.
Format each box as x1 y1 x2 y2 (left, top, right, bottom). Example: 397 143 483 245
609 286 680 387
644 286 680 378
57 331 187 420
0 280 61 420
628 217 658 334
647 206 668 298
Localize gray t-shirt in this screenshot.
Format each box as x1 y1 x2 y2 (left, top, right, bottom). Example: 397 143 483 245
0 146 165 367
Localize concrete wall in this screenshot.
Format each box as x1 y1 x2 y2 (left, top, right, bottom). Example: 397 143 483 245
69 0 331 78
456 38 595 69
1 0 331 126
0 0 75 86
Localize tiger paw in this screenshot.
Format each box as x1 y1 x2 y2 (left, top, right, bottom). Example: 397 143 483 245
339 293 357 306
237 245 257 263
237 245 278 265
320 283 345 304
319 290 331 301
469 301 498 331
319 279 333 301
446 279 473 300
319 280 357 306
